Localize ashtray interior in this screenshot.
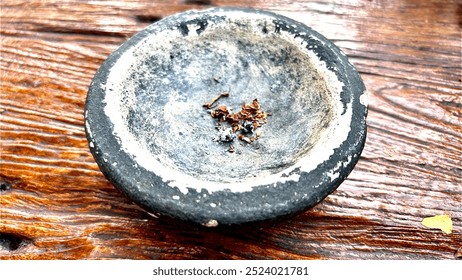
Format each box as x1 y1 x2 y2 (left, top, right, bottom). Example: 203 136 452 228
85 8 367 226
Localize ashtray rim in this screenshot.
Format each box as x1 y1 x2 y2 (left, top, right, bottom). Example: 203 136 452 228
84 7 368 226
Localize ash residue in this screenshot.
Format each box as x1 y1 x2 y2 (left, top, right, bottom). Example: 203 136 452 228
204 93 270 149
213 126 236 142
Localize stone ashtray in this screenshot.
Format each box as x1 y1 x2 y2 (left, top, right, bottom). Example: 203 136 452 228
84 7 367 226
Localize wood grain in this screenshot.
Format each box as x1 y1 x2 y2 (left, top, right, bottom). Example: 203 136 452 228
1 0 461 259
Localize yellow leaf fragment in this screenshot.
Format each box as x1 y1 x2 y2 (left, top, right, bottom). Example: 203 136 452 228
421 214 453 234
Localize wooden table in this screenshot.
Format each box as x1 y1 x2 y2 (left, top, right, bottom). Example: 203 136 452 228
1 0 461 260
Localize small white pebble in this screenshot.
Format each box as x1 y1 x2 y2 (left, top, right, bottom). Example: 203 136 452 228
203 219 218 227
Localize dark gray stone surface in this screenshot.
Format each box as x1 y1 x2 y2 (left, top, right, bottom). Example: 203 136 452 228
85 7 367 226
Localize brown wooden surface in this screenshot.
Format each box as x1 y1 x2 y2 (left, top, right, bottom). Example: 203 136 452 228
1 0 461 260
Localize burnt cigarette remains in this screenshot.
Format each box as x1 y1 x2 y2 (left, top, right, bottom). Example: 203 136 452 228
204 93 270 150
203 92 230 109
